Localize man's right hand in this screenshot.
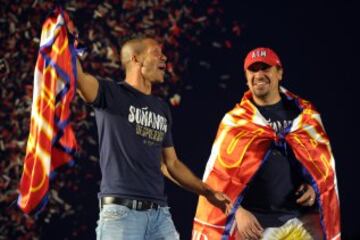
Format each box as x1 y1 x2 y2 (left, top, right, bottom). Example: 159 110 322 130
235 207 263 240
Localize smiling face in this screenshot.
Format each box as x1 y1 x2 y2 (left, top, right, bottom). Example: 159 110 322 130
140 39 167 84
245 62 283 105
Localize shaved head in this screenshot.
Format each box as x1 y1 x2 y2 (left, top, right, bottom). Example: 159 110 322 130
120 37 157 69
120 37 166 85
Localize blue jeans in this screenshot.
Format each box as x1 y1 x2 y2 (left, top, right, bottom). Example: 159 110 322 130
96 204 180 240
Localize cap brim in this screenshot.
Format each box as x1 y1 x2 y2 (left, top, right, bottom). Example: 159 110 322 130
245 61 273 70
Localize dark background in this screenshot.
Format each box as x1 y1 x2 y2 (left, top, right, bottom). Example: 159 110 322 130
167 2 359 240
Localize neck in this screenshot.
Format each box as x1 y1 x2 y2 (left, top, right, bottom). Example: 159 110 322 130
252 92 281 106
125 70 152 95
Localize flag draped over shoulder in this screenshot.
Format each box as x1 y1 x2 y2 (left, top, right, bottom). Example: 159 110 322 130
192 87 341 240
18 9 78 214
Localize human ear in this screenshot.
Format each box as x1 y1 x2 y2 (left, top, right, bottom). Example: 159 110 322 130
131 55 145 67
278 68 284 81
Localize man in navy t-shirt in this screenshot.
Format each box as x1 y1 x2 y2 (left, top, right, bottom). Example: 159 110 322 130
75 37 231 240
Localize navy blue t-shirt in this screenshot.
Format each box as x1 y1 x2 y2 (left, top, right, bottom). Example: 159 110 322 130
241 95 309 227
91 80 173 205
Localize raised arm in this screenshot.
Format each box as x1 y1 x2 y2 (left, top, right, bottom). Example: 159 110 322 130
161 146 232 213
76 59 99 103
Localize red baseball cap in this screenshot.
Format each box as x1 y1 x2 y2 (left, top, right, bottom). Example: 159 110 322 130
244 47 282 70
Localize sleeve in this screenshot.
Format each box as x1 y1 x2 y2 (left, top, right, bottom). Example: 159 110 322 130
162 103 174 148
89 79 117 109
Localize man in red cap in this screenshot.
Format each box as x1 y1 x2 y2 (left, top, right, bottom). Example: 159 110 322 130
192 47 341 240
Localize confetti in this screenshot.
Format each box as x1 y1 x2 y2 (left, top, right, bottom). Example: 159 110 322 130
169 94 181 107
0 1 241 238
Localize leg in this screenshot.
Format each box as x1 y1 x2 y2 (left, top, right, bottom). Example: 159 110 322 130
147 207 180 240
299 213 324 240
96 204 147 240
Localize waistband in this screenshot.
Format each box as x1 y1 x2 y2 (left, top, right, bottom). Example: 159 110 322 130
99 196 166 211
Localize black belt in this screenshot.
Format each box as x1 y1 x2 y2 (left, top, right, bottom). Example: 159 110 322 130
100 196 163 211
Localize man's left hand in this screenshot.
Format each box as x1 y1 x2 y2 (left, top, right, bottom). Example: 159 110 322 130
205 191 232 214
296 184 316 207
